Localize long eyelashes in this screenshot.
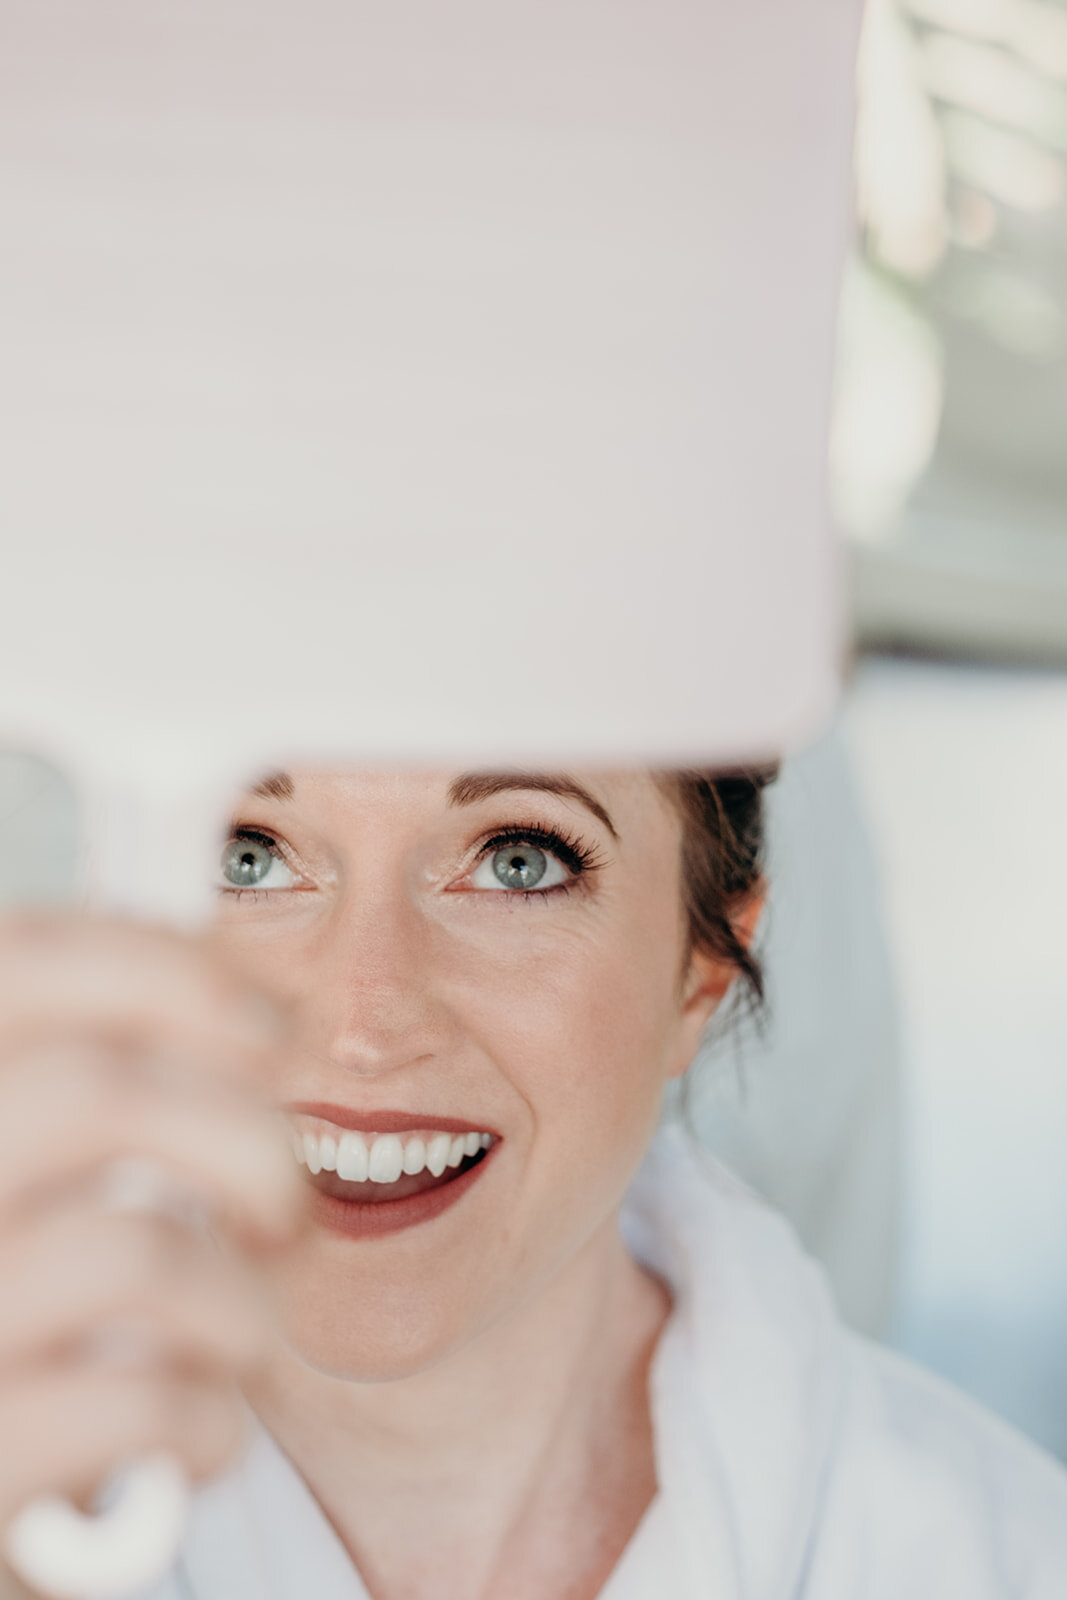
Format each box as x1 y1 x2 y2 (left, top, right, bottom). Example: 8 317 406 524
220 820 607 900
474 823 605 891
469 822 607 904
232 825 281 852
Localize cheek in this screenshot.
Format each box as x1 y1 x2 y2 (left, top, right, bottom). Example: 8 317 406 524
444 894 686 1151
208 912 322 1010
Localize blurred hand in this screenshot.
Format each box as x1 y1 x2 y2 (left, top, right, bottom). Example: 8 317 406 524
0 912 303 1592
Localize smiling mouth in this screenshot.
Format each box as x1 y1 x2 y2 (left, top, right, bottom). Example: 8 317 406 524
288 1114 498 1235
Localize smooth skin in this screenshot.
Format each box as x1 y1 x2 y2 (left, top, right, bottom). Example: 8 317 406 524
0 769 760 1600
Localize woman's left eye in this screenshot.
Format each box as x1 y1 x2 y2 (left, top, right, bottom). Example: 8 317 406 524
219 833 297 892
469 844 571 894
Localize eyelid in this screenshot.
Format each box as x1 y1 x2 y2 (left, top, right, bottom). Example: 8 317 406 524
230 823 289 860
231 824 279 847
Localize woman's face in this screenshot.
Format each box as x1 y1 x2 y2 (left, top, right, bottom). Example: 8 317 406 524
209 768 736 1380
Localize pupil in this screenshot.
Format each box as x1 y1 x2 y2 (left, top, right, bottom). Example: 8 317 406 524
223 838 271 887
492 845 546 891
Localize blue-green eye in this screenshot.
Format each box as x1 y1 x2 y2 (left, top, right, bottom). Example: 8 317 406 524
493 846 546 890
220 834 297 891
470 844 569 893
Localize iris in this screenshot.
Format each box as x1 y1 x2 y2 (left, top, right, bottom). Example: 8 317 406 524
491 846 547 891
221 837 274 888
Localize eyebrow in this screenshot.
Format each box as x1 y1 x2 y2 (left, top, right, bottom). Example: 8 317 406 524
245 767 618 838
448 772 618 837
249 770 295 801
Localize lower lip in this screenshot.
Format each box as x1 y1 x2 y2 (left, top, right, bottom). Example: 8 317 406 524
306 1149 496 1240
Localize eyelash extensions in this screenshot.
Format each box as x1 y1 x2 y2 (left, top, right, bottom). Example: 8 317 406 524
220 819 607 901
474 822 606 899
231 826 281 852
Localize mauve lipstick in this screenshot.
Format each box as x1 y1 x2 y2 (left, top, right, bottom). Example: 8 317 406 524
285 1101 501 1239
286 1101 501 1138
306 1151 495 1239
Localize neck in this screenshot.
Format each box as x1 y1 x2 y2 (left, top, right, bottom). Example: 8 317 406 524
253 1214 670 1600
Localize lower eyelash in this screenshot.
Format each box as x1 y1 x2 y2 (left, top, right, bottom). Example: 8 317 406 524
514 883 579 903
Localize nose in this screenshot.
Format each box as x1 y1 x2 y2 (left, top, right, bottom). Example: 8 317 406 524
292 885 456 1082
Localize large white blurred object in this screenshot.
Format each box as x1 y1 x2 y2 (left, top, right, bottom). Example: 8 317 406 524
0 0 859 788
0 4 861 1593
0 751 79 906
4 1458 188 1600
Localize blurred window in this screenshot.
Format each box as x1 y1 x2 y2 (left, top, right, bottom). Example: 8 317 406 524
834 0 1067 665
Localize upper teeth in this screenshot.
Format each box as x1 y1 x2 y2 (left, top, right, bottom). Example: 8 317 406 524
294 1124 492 1182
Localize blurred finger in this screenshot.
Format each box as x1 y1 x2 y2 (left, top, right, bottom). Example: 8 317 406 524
0 1369 245 1525
0 1045 302 1243
0 911 289 1086
0 1208 270 1378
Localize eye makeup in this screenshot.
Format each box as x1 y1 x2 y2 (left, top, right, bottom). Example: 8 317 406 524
470 821 606 893
218 816 608 903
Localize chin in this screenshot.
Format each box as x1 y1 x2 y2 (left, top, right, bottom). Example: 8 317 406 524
280 1310 469 1384
269 1253 481 1383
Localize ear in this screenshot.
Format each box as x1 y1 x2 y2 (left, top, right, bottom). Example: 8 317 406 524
666 885 766 1079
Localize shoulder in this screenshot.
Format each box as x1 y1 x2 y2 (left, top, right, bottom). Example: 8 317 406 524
628 1134 1067 1598
809 1333 1067 1598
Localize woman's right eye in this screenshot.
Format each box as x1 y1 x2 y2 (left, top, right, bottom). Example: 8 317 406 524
219 832 298 892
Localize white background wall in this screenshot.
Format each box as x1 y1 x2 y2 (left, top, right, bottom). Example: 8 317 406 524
844 654 1067 1458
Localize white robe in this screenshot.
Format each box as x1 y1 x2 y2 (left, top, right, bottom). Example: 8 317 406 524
140 1128 1067 1598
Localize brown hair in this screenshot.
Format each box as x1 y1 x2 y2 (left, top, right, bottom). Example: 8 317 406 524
657 766 777 1008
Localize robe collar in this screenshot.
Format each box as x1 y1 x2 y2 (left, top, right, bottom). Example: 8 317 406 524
621 1124 848 1599
177 1125 848 1600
